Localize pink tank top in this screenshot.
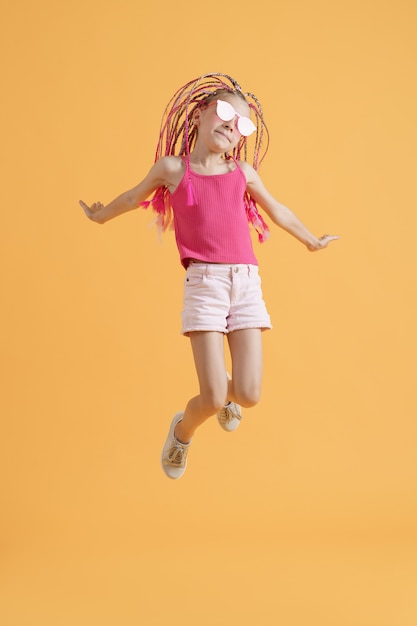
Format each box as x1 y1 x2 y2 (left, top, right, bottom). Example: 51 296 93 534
170 158 258 268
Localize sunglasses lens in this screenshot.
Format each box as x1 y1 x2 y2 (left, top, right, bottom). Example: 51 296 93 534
237 117 256 137
216 100 235 121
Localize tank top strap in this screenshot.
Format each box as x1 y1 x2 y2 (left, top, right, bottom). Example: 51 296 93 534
226 155 247 184
180 154 189 169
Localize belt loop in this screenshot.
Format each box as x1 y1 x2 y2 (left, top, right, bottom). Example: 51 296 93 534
247 264 251 276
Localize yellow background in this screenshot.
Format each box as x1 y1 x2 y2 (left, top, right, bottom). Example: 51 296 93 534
1 0 417 624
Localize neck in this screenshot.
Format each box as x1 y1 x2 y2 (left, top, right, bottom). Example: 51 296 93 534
190 145 228 169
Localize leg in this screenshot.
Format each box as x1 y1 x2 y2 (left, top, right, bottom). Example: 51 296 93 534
175 331 228 443
227 328 263 408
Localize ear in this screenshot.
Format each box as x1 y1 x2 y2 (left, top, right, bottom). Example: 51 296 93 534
192 107 202 127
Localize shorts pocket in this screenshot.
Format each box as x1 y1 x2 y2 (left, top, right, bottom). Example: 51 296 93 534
185 273 204 287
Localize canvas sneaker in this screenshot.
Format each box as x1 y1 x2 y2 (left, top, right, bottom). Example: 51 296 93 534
161 412 191 479
217 401 243 432
217 372 243 432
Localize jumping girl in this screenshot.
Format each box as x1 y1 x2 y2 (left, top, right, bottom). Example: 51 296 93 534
80 73 339 480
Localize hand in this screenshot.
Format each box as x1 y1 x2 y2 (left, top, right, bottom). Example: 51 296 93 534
79 200 106 223
307 234 340 251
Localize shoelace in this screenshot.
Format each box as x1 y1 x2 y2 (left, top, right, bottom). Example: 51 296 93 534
218 403 242 424
167 444 188 467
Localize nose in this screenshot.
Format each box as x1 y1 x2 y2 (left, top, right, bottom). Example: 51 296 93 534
223 117 237 132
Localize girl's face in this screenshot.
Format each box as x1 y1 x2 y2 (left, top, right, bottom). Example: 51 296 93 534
194 94 252 152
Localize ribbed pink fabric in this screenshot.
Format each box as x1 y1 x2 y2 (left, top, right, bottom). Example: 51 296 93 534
170 159 258 268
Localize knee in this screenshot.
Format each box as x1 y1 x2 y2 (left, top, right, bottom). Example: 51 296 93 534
234 383 262 408
200 386 228 415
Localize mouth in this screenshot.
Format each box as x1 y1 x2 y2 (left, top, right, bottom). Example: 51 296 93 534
215 130 230 142
215 130 231 142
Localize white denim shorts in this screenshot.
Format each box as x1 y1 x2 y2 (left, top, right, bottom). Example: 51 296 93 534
181 262 272 336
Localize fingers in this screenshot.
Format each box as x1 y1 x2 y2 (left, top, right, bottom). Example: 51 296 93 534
80 201 104 210
319 234 340 246
79 200 93 219
308 234 340 251
79 200 104 220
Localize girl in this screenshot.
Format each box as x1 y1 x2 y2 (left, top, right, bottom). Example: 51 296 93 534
80 73 339 480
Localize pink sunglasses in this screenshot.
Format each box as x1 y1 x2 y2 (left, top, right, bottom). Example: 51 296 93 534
205 99 256 137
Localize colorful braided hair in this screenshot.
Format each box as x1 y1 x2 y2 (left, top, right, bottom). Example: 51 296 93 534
140 72 270 242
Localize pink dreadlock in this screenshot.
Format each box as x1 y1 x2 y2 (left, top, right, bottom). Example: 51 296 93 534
140 72 271 242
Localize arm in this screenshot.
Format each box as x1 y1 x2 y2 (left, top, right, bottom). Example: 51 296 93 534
80 156 182 224
240 162 339 251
